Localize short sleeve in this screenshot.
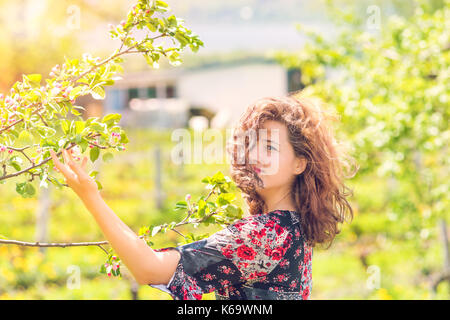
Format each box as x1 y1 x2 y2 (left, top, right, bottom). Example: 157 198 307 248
149 214 292 300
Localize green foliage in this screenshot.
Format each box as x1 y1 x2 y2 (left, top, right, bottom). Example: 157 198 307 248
0 0 203 197
108 170 243 279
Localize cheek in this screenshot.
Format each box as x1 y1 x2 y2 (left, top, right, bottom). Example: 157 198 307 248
264 152 289 176
261 154 292 183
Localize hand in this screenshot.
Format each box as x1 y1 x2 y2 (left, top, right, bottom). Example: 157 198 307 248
50 148 99 198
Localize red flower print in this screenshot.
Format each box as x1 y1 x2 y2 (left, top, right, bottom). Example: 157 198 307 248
275 274 286 282
202 273 214 281
256 271 267 277
264 245 272 257
193 293 203 300
235 238 243 244
251 228 267 239
251 238 262 246
219 279 230 288
233 222 245 231
264 220 275 229
279 258 289 268
289 280 298 288
302 287 310 300
236 244 257 260
219 265 234 274
271 246 286 261
283 234 293 248
247 272 257 281
221 244 234 259
275 224 284 236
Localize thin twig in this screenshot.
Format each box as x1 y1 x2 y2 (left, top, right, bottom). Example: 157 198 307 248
0 143 78 181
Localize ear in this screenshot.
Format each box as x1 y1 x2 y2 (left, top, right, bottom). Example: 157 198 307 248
294 157 307 175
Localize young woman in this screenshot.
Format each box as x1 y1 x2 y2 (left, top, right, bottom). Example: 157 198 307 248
50 95 357 300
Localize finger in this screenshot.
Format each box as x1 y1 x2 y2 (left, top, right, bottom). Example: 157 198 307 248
62 149 70 165
66 151 88 178
81 156 88 170
49 150 60 172
51 150 75 180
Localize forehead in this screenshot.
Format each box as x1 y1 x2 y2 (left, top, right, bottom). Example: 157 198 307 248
259 120 287 142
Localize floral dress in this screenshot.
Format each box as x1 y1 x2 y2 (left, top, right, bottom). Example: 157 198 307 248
149 209 313 300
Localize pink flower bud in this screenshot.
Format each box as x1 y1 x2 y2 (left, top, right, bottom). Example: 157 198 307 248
49 72 55 77
120 20 126 27
107 272 112 277
112 264 118 271
112 256 117 260
186 194 191 201
104 263 109 267
8 149 13 154
145 9 150 14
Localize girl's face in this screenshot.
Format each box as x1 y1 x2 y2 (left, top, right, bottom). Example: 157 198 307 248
248 120 306 194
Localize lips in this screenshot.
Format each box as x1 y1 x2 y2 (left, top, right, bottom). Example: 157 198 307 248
252 166 261 174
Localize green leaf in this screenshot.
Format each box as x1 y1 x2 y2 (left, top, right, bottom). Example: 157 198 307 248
69 86 84 100
95 179 103 190
102 114 122 127
197 199 206 217
8 156 23 171
89 170 99 178
91 86 105 100
89 122 107 133
74 121 85 134
17 130 34 147
90 146 100 162
16 182 36 198
60 119 71 134
120 132 129 144
151 225 162 237
78 139 88 153
27 74 42 86
175 201 187 210
102 152 114 163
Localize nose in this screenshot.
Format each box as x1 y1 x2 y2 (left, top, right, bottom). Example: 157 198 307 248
248 140 270 167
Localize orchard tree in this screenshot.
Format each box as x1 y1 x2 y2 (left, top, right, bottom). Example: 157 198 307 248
0 0 243 278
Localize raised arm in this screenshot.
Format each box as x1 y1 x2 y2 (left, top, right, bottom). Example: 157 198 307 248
49 149 180 285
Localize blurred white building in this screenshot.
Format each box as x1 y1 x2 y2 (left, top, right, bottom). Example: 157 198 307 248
100 58 303 129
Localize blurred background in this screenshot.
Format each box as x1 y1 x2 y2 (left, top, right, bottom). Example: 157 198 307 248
0 0 448 299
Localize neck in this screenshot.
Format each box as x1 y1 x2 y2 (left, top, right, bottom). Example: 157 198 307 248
258 186 297 213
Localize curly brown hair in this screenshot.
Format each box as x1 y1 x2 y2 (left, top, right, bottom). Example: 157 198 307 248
226 95 358 249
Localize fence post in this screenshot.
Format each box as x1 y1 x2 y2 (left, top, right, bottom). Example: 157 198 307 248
35 185 51 254
154 145 164 210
